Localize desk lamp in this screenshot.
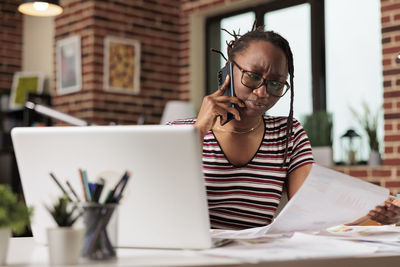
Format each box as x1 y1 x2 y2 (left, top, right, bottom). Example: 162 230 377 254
25 101 91 126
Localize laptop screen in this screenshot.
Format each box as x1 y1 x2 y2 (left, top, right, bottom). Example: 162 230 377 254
12 125 213 249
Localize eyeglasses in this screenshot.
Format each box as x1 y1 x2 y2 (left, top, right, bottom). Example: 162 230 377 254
231 60 290 97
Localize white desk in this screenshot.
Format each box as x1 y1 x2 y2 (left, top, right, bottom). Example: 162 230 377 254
6 237 400 267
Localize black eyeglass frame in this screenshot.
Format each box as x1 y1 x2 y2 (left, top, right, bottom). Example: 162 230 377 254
231 60 290 97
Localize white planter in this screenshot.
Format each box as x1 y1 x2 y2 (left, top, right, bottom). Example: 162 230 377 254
47 227 84 265
0 227 11 266
312 146 333 167
368 150 381 166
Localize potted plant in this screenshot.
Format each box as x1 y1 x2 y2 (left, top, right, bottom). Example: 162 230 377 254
46 195 84 265
302 111 334 166
0 185 32 265
350 102 381 165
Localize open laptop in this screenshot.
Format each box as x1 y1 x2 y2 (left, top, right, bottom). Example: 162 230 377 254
11 125 219 249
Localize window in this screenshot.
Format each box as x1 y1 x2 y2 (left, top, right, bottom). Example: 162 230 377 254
325 0 383 162
264 3 312 119
220 12 255 68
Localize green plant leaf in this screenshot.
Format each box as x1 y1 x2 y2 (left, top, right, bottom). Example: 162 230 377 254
46 195 81 227
302 111 333 147
0 185 32 235
349 101 380 152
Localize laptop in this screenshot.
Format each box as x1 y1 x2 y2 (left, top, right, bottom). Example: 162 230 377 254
11 125 218 249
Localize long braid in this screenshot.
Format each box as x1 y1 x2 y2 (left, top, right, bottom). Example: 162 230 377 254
226 27 295 168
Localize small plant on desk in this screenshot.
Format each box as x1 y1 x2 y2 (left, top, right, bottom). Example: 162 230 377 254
45 195 84 265
0 185 32 265
46 195 81 227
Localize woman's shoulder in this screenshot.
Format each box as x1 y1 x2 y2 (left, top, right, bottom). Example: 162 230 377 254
166 117 197 125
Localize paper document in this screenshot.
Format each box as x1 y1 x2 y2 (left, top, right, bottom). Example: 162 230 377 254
323 224 400 242
211 164 389 239
320 225 400 252
204 232 378 263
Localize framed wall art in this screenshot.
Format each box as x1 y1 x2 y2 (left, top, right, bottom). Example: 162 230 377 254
56 35 82 95
103 36 141 94
9 71 44 110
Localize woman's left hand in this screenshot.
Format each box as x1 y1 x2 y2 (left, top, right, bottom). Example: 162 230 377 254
368 197 400 225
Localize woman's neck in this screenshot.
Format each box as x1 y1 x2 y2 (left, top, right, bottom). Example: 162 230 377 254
214 115 263 133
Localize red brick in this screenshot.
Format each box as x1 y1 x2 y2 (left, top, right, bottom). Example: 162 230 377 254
382 16 391 23
383 59 392 65
385 135 400 142
384 90 400 98
372 170 392 177
385 147 394 153
384 159 400 166
385 123 393 130
382 3 400 12
383 46 400 54
349 170 368 178
383 102 393 109
383 69 400 75
385 181 400 187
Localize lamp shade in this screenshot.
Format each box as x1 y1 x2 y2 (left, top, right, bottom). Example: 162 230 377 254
18 0 63 17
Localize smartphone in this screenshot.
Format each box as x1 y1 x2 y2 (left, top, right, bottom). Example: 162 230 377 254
217 62 236 125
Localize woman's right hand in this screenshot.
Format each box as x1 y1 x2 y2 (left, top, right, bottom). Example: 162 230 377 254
194 75 245 139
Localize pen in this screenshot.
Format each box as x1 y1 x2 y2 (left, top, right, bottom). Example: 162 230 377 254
82 169 92 202
49 172 71 201
88 182 96 196
66 180 81 202
113 171 131 203
79 169 88 202
92 178 105 203
106 171 131 203
103 189 113 204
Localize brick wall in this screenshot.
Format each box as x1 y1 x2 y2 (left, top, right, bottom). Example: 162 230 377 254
54 0 182 125
0 0 22 94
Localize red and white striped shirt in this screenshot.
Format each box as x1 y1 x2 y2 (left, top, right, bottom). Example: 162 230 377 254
170 115 314 230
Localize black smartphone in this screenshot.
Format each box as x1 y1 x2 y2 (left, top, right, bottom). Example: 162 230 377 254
217 62 236 125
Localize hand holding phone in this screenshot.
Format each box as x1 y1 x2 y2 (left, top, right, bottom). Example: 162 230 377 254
217 62 236 125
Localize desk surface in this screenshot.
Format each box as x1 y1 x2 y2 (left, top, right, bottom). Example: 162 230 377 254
6 237 400 267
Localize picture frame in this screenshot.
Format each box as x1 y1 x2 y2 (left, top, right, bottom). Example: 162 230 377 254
56 35 82 95
103 36 141 94
9 72 44 110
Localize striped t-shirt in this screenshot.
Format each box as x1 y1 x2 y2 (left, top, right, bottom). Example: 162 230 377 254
170 115 314 230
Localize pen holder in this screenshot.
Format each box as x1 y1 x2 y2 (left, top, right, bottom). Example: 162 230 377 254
81 203 118 260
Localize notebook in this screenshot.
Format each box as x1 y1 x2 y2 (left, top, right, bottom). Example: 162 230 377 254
11 125 219 249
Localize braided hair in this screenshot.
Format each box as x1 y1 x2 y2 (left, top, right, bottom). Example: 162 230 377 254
225 24 295 167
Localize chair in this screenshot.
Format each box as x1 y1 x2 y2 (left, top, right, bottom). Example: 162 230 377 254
160 101 195 125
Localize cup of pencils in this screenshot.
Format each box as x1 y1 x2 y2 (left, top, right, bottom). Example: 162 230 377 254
78 169 131 260
81 203 118 260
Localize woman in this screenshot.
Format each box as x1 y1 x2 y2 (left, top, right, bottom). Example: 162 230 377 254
171 26 400 229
